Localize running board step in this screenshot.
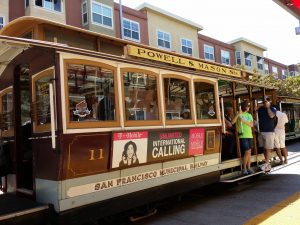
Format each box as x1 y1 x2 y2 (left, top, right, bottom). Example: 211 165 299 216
220 171 265 183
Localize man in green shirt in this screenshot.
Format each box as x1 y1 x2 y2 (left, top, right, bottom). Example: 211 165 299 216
232 100 254 175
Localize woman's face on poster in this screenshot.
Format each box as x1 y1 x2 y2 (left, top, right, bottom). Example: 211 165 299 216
127 144 134 159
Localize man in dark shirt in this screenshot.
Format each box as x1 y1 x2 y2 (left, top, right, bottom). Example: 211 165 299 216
258 97 276 171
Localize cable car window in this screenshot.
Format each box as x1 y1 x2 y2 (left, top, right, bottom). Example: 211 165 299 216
32 70 54 132
194 82 216 119
0 88 13 136
123 71 159 121
67 63 116 123
164 77 191 120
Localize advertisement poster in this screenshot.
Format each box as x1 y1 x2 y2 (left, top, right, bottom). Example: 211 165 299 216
188 128 204 155
147 130 189 163
112 131 148 168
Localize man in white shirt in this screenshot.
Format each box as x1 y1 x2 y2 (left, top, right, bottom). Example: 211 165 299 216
274 110 289 164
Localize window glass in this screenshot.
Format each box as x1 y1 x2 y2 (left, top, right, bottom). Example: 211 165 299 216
34 76 53 126
92 2 112 28
181 39 192 55
194 82 216 119
235 51 241 65
35 0 62 12
257 56 263 70
157 31 171 49
221 50 230 65
123 72 159 121
123 19 140 42
164 78 191 120
0 92 13 132
204 45 214 61
82 2 88 24
0 17 3 29
67 64 116 122
264 63 269 74
244 52 252 67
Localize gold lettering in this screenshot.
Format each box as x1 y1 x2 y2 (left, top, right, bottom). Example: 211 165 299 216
89 149 104 160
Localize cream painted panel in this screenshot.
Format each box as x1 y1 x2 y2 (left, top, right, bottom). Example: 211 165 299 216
147 11 199 58
60 155 220 211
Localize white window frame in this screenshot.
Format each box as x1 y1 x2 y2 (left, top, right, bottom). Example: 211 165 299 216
244 52 252 68
282 69 287 80
123 18 140 42
34 0 63 12
157 30 171 50
82 1 88 26
181 38 193 55
221 50 230 65
264 63 269 74
0 16 4 29
25 0 29 8
91 1 113 29
235 51 241 65
272 66 278 79
204 44 214 61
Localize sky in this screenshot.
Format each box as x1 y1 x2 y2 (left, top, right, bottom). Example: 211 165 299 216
115 0 300 65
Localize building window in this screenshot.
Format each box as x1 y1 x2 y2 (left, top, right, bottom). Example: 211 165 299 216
25 0 29 7
157 30 170 49
282 69 287 80
204 44 214 61
264 63 269 74
82 1 88 25
123 19 140 42
257 56 263 70
0 16 4 29
91 1 113 28
221 50 230 65
272 66 278 79
181 38 192 55
35 0 62 12
289 71 296 77
244 52 252 67
235 51 241 65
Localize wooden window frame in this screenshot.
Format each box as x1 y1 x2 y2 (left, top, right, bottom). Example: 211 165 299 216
121 68 162 127
0 87 14 137
162 74 194 126
193 78 220 124
64 59 120 129
32 68 55 133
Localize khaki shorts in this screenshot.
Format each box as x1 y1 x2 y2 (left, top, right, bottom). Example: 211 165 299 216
274 129 286 148
260 132 275 150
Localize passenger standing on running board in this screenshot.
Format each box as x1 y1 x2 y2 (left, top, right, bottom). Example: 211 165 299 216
232 100 254 175
274 106 289 164
258 97 276 171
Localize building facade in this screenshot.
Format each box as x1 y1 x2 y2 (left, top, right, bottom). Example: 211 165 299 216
0 0 296 80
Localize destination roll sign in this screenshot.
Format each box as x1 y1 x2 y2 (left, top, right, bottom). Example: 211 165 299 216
127 45 241 78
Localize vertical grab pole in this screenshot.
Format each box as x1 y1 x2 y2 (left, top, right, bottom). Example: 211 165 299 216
255 99 259 132
238 98 243 133
49 83 56 150
220 97 226 134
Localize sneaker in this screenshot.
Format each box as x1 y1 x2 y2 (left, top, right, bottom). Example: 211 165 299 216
265 163 272 172
247 168 255 174
280 160 284 165
284 160 288 164
241 169 248 176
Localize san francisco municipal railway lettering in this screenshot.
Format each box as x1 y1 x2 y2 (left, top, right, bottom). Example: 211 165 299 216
93 161 208 191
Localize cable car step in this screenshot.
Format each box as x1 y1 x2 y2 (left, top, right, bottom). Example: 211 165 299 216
220 171 265 183
0 193 49 225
